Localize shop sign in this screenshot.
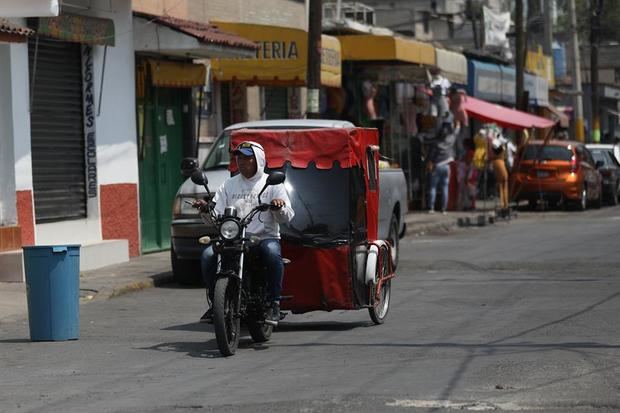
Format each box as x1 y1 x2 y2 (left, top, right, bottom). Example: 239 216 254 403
38 13 115 46
604 86 620 99
82 45 98 198
526 47 555 88
255 41 299 60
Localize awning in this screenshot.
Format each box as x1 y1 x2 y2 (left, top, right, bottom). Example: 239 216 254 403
0 0 59 17
337 34 435 66
463 95 557 130
0 18 35 43
435 48 467 85
211 22 341 87
147 59 206 88
499 65 516 104
467 60 502 102
35 13 115 46
133 12 257 59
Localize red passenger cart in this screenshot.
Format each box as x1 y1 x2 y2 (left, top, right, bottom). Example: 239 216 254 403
230 127 396 323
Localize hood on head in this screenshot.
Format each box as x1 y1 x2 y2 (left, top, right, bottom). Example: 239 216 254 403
234 140 266 179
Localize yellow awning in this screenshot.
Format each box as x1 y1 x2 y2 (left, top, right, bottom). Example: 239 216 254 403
211 22 341 87
148 59 206 88
337 34 435 66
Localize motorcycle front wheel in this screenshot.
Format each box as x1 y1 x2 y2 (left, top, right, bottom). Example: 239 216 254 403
213 277 241 356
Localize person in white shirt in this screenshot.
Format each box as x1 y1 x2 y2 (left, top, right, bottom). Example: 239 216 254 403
193 141 294 324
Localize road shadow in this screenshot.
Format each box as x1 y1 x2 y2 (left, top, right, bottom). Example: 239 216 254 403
276 320 371 333
0 338 34 344
141 335 271 358
161 322 214 333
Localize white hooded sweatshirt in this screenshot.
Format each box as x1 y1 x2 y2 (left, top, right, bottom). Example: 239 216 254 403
211 141 294 239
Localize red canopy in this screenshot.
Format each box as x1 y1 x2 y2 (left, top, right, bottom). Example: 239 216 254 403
462 95 557 130
230 127 377 169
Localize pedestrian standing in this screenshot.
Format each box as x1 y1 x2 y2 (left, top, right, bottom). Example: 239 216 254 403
426 117 456 214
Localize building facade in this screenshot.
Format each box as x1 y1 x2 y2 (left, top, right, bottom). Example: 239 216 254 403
0 0 139 281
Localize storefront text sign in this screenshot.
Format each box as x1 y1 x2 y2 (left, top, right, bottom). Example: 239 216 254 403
82 45 98 198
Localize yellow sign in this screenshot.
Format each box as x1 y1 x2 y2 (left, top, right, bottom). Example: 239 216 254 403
148 60 206 88
211 22 341 88
526 47 555 88
338 34 435 66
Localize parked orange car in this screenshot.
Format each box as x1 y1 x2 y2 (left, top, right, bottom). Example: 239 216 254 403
511 140 603 210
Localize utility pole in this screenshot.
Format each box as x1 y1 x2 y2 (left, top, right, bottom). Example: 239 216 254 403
569 0 585 142
543 0 553 55
590 0 603 143
306 0 322 119
515 0 525 110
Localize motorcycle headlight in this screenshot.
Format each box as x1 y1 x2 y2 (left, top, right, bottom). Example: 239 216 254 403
219 219 240 240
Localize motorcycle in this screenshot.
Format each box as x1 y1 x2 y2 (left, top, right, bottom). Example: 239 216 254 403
188 166 287 356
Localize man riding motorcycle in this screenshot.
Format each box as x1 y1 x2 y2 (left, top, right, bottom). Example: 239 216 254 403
193 141 294 325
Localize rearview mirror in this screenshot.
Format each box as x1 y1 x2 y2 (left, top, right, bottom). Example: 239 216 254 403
595 160 604 169
257 171 286 204
181 158 199 177
266 171 286 186
191 170 208 186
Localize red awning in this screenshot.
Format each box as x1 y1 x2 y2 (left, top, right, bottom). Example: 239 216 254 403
463 95 557 130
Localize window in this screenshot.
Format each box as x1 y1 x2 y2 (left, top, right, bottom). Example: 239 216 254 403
523 145 573 161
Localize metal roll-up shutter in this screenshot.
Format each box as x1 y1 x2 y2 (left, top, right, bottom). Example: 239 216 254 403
263 87 288 119
29 37 86 223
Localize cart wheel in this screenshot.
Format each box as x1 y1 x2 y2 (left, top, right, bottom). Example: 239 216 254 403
369 247 391 324
387 213 399 270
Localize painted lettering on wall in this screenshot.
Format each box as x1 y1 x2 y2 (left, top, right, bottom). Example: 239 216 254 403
82 45 98 198
255 41 299 60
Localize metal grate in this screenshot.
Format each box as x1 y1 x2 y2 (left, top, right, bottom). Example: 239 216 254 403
29 37 87 223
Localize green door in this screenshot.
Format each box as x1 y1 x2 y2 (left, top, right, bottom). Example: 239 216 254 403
139 88 186 253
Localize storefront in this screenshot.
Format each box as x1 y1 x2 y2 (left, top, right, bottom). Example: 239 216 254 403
211 22 342 123
133 12 256 252
337 34 436 206
0 2 143 280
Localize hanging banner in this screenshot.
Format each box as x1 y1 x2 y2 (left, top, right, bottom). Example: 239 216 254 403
82 45 98 198
483 6 510 49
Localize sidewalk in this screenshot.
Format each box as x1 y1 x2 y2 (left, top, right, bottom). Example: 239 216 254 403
0 207 494 325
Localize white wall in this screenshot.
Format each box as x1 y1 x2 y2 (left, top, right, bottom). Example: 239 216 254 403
11 41 33 193
0 44 17 226
85 0 138 186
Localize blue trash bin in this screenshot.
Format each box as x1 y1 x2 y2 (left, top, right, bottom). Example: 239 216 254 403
23 245 81 341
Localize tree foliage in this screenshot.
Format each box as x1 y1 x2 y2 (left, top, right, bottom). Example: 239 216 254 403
556 0 620 43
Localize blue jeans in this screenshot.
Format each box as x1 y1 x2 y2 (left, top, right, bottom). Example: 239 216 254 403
428 163 450 211
201 238 283 303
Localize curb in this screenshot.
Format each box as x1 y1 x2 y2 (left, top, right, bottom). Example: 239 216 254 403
85 271 175 302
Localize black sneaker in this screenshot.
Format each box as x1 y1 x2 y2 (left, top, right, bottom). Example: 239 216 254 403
265 302 280 326
200 308 213 324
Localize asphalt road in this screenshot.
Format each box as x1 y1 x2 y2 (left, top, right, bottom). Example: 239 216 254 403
2 207 620 413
